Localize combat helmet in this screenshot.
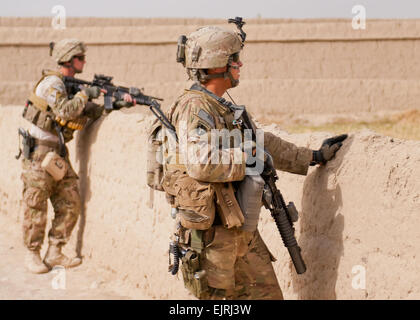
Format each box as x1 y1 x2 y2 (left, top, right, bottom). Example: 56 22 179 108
49 38 86 64
176 17 246 87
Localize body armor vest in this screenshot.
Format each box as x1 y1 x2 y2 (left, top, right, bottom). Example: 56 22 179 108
156 88 245 229
22 70 87 140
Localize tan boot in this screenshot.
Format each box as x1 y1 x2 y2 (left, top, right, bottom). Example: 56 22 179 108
43 244 82 269
25 249 49 274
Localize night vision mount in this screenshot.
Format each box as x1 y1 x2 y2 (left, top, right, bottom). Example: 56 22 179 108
228 17 247 43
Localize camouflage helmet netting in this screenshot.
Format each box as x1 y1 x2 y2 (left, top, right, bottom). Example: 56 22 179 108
185 26 243 69
52 39 86 64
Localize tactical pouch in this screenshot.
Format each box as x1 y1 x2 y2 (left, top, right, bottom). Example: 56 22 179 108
213 182 244 229
22 103 40 124
37 112 54 131
181 251 208 299
57 116 88 131
163 172 215 230
41 151 68 181
22 104 54 133
146 119 164 191
18 129 35 160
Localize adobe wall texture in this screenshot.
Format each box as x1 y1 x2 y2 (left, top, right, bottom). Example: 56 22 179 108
1 18 420 119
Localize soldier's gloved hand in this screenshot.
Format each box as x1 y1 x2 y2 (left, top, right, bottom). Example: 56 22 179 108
83 86 102 99
311 134 348 165
112 93 136 110
113 100 131 109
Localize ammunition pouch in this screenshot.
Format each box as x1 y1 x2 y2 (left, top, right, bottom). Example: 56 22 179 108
55 116 88 131
213 182 244 229
162 171 215 230
22 103 55 134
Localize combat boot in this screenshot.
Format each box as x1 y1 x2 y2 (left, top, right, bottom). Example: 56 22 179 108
43 244 82 269
25 249 49 274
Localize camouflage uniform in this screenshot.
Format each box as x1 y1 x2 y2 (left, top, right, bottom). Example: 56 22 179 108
21 39 103 272
155 23 345 300
22 71 87 251
165 89 312 300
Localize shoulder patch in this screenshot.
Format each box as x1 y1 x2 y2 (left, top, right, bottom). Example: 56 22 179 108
47 90 57 106
197 109 215 128
52 83 65 93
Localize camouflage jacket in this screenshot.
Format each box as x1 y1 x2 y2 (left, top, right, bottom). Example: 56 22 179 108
166 88 313 182
24 70 102 142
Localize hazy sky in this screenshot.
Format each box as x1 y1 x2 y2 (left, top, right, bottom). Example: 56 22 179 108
1 0 420 19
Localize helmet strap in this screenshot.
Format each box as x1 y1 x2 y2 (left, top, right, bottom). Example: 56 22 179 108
196 67 238 87
226 64 239 88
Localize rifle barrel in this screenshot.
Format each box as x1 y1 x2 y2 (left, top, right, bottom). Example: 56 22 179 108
63 76 92 86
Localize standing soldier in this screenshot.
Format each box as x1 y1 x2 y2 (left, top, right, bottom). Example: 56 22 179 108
148 22 347 299
19 39 105 273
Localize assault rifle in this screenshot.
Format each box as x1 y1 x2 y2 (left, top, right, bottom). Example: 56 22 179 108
240 109 307 274
63 74 175 133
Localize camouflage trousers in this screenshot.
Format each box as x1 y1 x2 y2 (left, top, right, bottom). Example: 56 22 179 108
21 145 81 251
188 226 284 300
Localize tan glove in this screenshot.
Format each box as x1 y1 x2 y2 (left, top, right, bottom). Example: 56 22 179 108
83 86 101 99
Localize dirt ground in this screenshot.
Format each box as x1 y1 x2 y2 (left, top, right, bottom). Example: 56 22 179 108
0 214 130 300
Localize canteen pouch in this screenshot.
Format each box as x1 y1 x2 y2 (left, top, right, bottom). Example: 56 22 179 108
237 175 265 232
41 151 68 181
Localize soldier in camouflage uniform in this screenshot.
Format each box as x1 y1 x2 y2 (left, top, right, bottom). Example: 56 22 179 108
20 39 108 273
150 24 347 299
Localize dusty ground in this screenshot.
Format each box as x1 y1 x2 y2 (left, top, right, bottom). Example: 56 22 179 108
0 213 130 300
